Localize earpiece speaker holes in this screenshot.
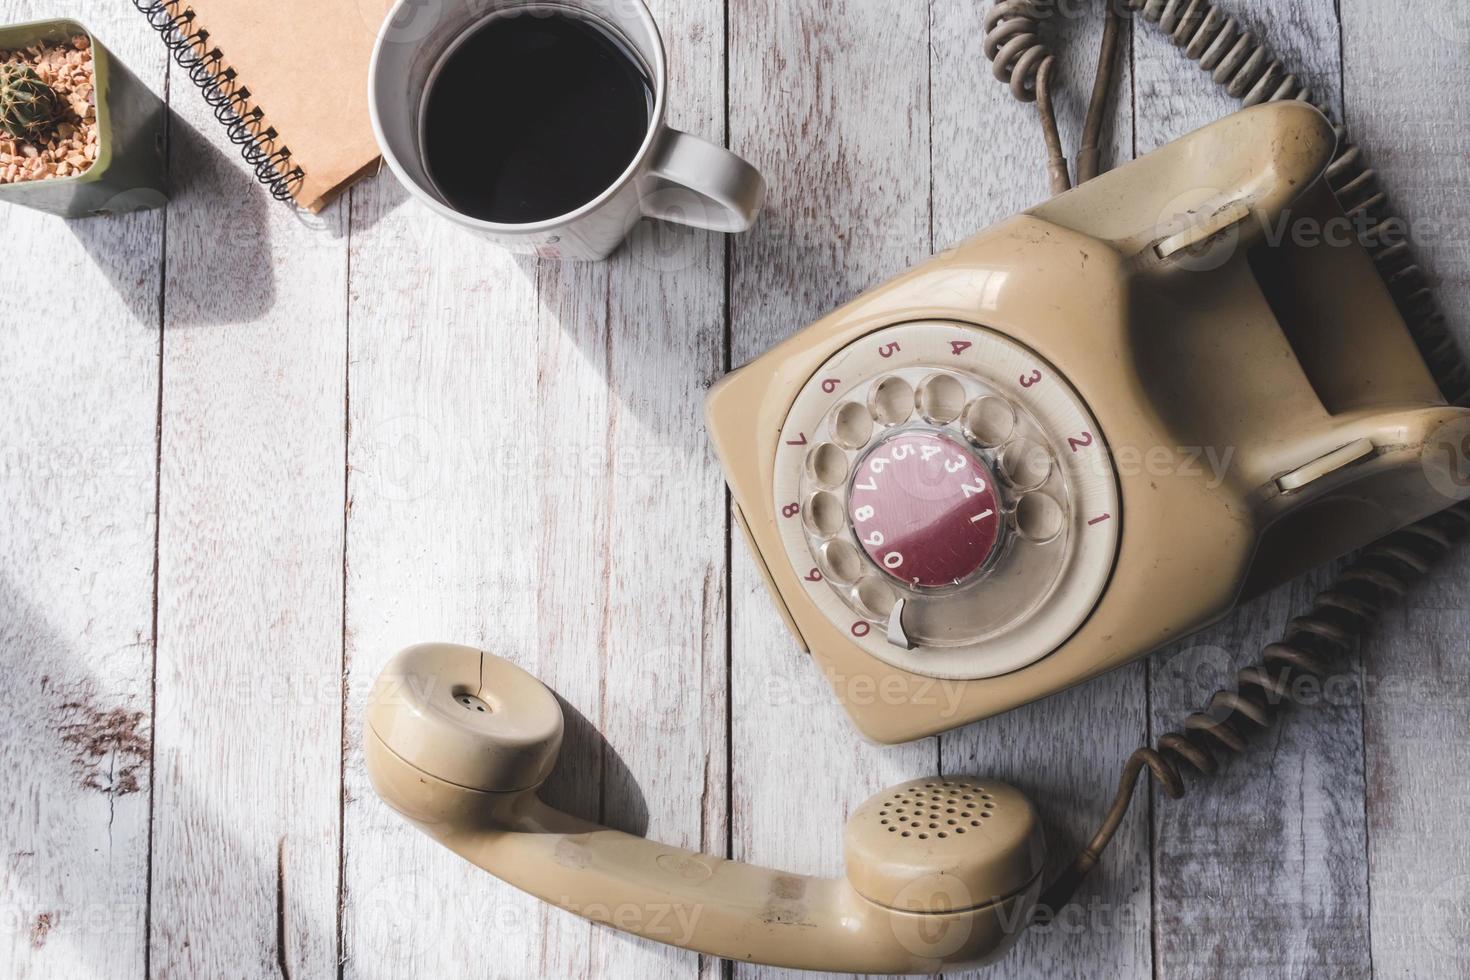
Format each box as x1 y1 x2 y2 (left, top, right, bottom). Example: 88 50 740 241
455 693 492 714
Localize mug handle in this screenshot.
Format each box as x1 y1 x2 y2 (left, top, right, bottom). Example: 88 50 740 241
638 129 767 234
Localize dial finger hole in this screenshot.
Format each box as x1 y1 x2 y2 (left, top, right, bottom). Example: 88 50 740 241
1001 439 1053 491
803 491 846 538
805 443 849 489
869 376 914 427
917 373 966 424
964 396 1016 448
1016 491 1065 543
852 575 896 620
820 539 864 585
832 402 874 450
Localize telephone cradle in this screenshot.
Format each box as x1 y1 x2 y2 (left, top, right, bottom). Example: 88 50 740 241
706 101 1470 744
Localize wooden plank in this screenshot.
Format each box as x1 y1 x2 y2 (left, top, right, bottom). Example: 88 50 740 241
595 6 731 979
337 183 545 979
930 6 1151 975
5 5 1462 980
147 48 348 980
0 4 164 978
339 1 729 977
1338 0 1470 975
727 2 936 978
1134 3 1374 977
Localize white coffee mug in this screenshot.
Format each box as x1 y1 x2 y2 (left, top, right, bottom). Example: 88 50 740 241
369 0 766 261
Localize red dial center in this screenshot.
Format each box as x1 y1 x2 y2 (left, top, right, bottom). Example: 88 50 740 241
848 431 1002 589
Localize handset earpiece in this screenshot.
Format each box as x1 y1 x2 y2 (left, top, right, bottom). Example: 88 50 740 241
365 644 1047 975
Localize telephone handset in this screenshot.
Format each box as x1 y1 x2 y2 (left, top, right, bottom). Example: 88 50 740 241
707 100 1470 744
367 644 1047 974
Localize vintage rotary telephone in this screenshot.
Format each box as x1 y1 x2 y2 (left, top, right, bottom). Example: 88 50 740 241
368 1 1470 973
707 97 1470 744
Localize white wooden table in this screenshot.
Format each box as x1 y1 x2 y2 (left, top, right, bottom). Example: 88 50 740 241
4 1 1469 977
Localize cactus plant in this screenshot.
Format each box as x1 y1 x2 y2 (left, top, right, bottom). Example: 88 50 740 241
0 62 58 140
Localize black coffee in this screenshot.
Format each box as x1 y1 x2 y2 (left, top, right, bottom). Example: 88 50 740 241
422 11 654 224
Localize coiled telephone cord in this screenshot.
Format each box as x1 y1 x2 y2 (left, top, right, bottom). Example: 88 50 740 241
979 0 1470 914
1037 502 1470 915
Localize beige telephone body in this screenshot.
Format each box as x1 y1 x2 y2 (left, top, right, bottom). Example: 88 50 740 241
707 101 1470 744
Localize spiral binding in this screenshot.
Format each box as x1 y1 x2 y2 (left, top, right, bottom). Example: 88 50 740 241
132 0 306 203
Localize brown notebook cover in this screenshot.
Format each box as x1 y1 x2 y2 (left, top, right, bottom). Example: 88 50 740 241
142 0 389 211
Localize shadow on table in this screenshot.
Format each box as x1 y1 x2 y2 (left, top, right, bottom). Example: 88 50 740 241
0 566 671 978
340 161 410 239
498 220 730 444
343 155 737 442
545 694 651 838
66 113 278 328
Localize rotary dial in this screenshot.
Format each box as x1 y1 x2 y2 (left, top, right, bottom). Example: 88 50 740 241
773 322 1119 681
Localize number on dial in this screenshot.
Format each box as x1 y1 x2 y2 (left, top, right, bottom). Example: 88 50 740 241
848 431 1002 588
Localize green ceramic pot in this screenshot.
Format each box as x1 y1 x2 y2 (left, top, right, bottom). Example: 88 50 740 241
0 18 167 217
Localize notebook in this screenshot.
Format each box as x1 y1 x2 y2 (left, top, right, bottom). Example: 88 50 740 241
137 0 390 211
